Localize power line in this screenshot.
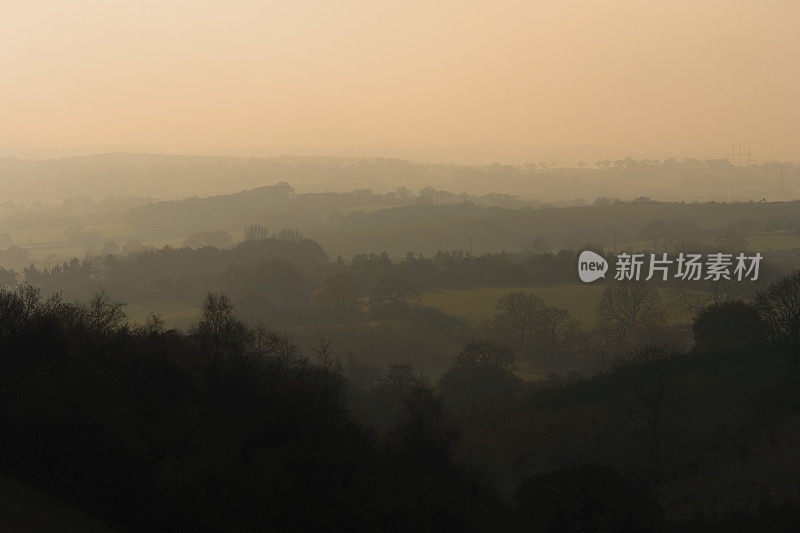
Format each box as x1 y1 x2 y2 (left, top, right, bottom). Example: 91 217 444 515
726 143 752 166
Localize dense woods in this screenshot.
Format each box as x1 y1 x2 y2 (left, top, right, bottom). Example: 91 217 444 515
3 160 800 530
4 267 800 529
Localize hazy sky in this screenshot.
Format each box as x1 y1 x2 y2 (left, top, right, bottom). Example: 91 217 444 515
2 1 798 161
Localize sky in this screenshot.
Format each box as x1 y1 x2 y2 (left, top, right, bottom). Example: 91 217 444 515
1 0 799 162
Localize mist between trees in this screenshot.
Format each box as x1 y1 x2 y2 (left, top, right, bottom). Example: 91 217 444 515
3 216 800 528
4 162 800 528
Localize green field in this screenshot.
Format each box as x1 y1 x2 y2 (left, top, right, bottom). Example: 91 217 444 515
419 284 703 329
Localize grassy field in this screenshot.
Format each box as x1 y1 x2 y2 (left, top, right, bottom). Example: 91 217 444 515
7 223 136 264
3 223 195 265
126 303 201 330
126 283 707 333
419 283 704 329
746 231 800 252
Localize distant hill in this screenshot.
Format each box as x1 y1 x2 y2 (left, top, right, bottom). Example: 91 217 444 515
1 153 797 206
0 153 451 204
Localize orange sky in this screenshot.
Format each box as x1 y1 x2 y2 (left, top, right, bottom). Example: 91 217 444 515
2 1 798 161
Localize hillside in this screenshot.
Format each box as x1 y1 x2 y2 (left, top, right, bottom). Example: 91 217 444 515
1 154 797 206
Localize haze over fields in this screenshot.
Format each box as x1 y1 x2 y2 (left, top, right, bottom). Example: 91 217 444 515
4 2 800 531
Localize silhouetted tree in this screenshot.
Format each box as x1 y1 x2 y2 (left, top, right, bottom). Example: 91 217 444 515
496 291 546 348
391 379 452 459
614 345 680 471
195 292 249 356
757 271 800 361
369 276 419 309
439 341 522 423
694 301 767 351
84 291 127 333
598 282 665 353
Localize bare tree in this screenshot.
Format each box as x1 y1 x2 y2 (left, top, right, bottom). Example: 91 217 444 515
756 271 800 362
598 282 665 353
539 307 571 346
614 345 680 473
85 291 126 332
393 379 451 457
496 291 546 347
195 292 249 356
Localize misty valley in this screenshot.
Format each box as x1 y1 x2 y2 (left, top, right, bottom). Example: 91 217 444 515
3 1 800 529
1 155 800 530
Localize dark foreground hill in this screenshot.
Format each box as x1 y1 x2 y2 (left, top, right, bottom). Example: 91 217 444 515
4 275 800 529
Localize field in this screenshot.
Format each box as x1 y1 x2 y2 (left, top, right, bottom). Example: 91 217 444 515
122 283 707 334
2 222 189 265
746 231 800 252
126 303 202 329
419 283 704 329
